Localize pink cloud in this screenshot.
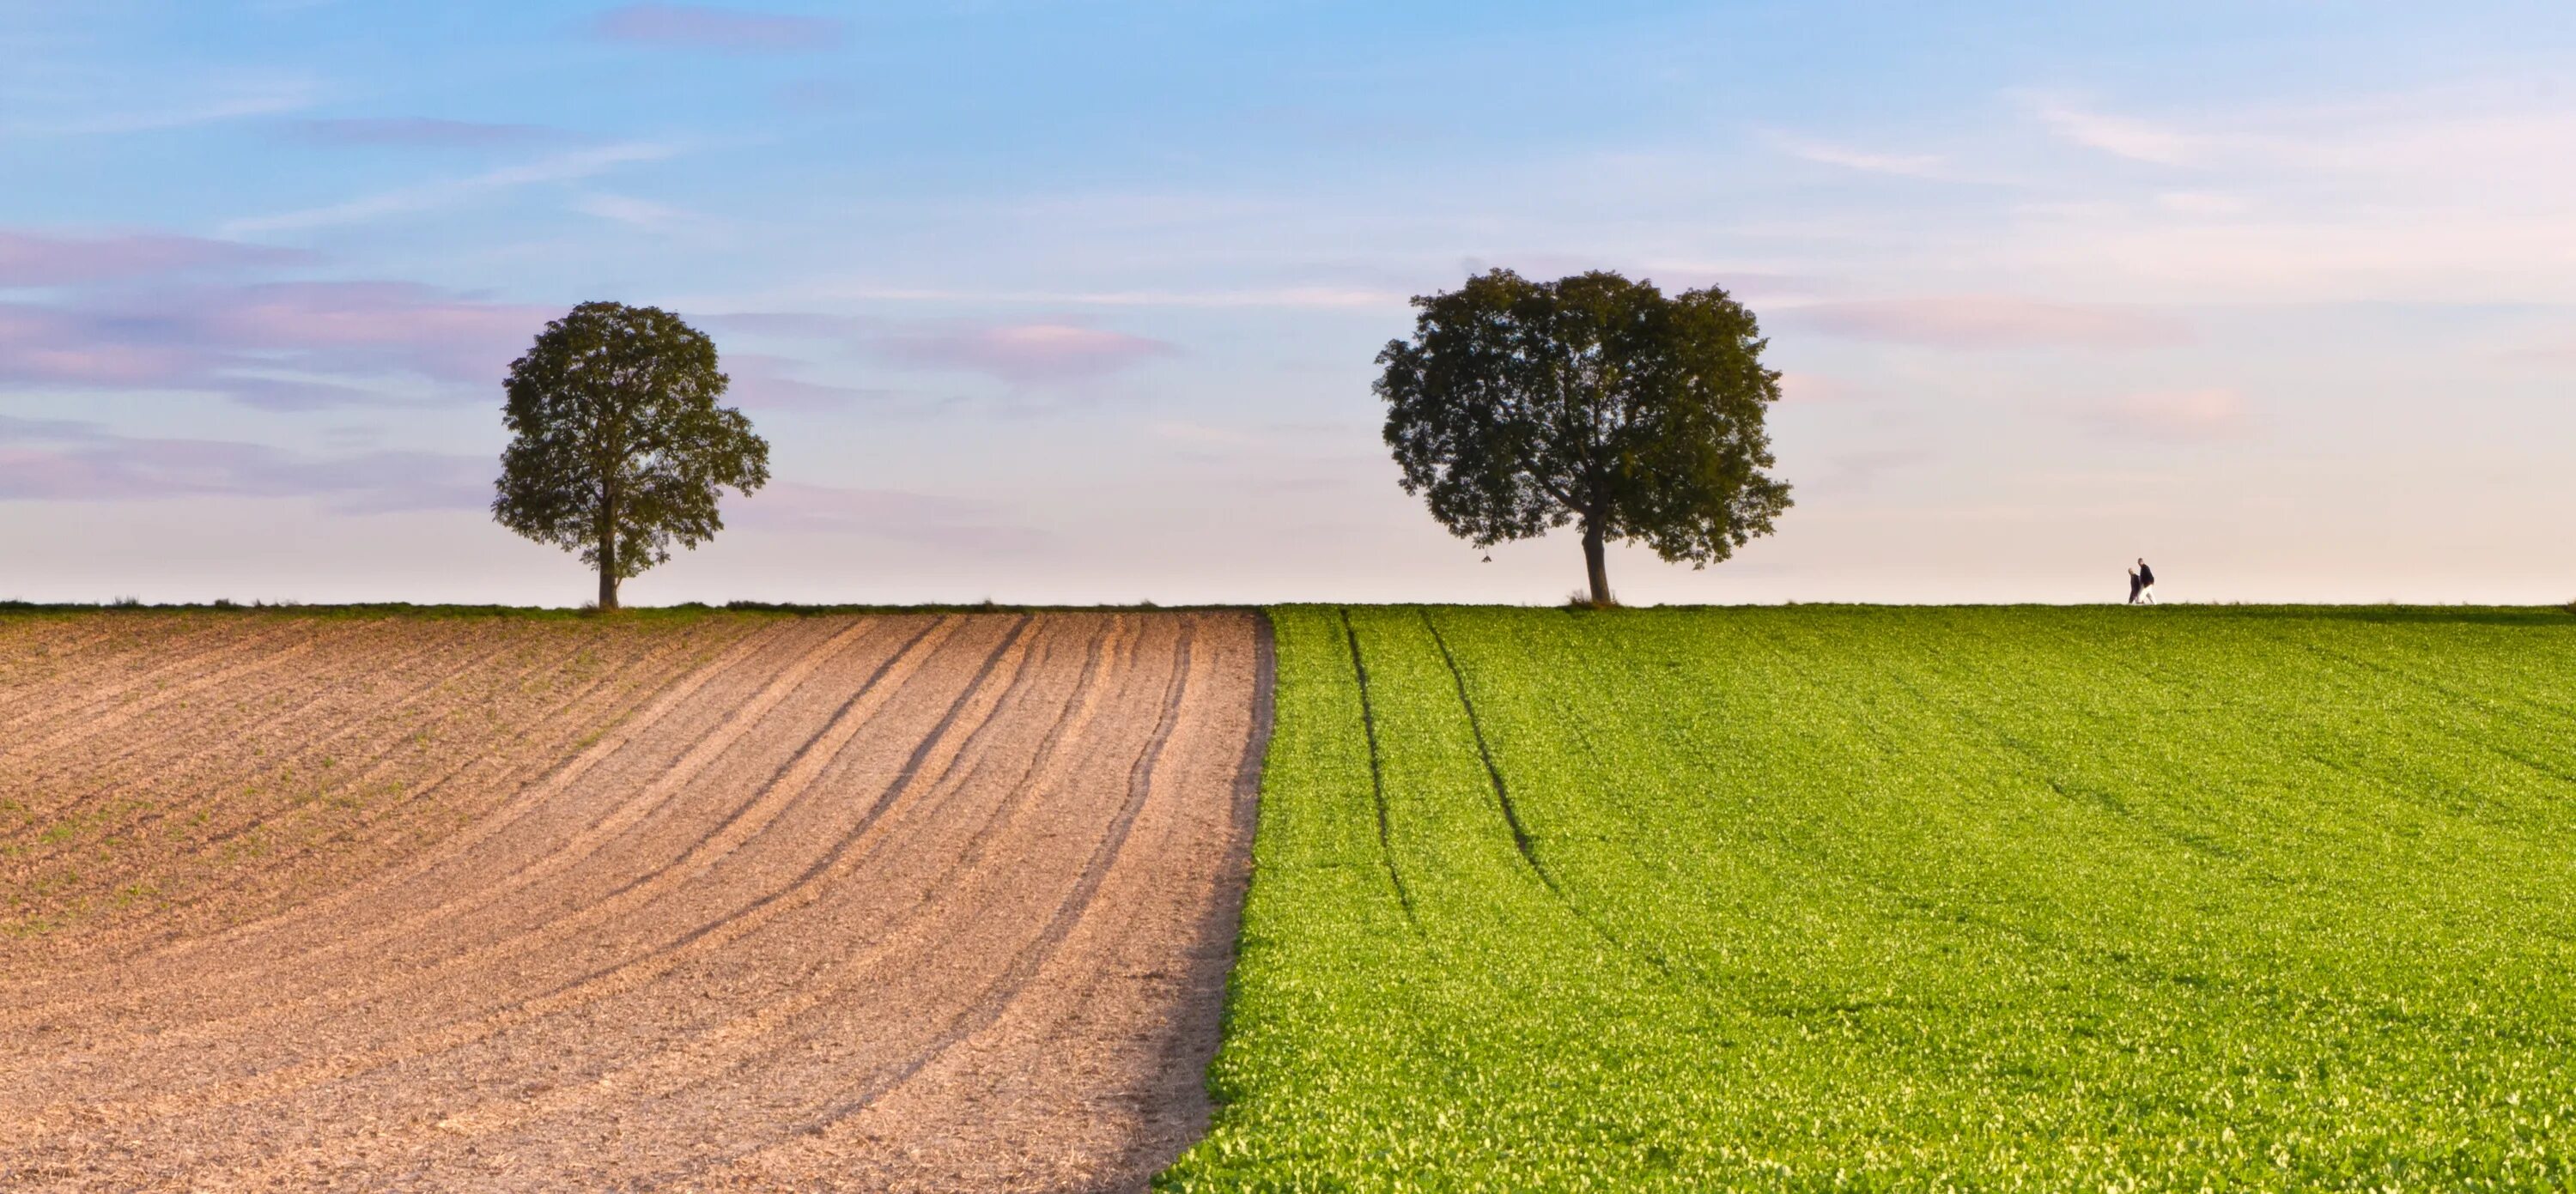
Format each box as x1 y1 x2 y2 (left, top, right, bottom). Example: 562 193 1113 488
0 305 224 385
589 4 846 53
2089 388 2249 443
713 311 1181 388
0 282 548 407
0 230 307 288
200 282 544 379
874 322 1179 385
0 415 485 512
1798 295 2191 350
724 352 885 410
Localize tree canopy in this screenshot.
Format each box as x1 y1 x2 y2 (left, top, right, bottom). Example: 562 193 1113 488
493 301 769 609
1377 269 1791 605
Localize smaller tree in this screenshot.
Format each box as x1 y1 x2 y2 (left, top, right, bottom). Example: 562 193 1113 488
494 301 769 610
1378 269 1791 606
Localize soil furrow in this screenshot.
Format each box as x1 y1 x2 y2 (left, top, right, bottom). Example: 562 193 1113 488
707 614 1247 1191
188 621 794 925
0 620 772 1007
388 616 1129 1153
181 620 759 919
739 621 1197 1143
0 621 322 753
22 618 1035 1133
136 631 604 864
38 617 964 1063
291 615 1151 1188
0 622 453 853
213 616 1103 1165
0 611 1260 1192
0 617 289 732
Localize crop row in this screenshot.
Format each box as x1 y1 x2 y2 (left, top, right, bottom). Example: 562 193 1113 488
1162 604 2576 1191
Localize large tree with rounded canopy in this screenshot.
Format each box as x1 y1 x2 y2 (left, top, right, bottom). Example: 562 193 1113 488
1376 269 1790 606
493 301 769 610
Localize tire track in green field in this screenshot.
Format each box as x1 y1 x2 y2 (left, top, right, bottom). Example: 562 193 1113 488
1844 613 2259 867
1709 615 2274 1004
1172 607 2576 1191
1417 608 1675 979
2270 633 2576 789
1418 609 1546 881
1339 608 1419 932
1965 611 2576 857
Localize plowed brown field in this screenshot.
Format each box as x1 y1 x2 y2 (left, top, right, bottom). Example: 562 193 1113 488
0 610 1269 1192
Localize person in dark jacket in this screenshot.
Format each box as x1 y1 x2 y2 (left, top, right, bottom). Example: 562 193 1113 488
2136 558 2157 603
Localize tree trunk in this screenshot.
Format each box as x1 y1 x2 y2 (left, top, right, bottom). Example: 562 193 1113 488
596 494 620 611
1581 520 1612 607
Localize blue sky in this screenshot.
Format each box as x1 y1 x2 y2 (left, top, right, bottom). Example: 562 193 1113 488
4 1 2573 605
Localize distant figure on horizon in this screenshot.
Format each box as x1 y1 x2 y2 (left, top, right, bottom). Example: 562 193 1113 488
2136 558 2158 604
2127 567 2143 604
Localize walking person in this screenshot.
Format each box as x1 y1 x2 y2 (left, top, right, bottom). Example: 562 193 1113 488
2136 558 2157 604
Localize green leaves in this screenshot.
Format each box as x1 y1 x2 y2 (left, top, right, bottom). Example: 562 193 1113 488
1378 270 1790 603
493 301 770 606
1163 605 2576 1191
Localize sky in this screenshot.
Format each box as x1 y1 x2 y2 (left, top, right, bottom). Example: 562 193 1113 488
3 1 2573 607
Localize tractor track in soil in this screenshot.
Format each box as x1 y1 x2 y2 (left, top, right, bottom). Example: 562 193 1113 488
0 610 1266 1192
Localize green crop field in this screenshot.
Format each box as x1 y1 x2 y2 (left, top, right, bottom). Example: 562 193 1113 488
1161 604 2576 1192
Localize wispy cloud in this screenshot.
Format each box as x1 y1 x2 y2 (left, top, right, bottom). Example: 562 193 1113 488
2022 83 2576 187
1 74 320 139
2026 94 2204 166
1763 130 1947 179
223 142 679 234
714 312 1182 386
0 415 486 512
569 192 713 235
0 282 544 408
789 285 1406 311
1987 83 2576 303
285 117 559 148
588 4 847 54
875 322 1179 385
0 230 309 288
1795 296 2191 350
723 352 886 409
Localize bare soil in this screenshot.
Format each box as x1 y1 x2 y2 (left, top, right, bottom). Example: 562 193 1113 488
0 610 1269 1192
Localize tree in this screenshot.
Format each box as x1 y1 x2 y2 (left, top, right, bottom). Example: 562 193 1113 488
493 301 770 610
1377 269 1791 606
